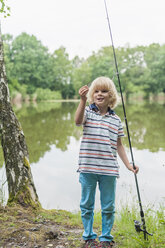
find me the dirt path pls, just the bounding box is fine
[0,205,84,248]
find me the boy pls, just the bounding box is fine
[75,77,139,248]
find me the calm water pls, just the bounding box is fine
[0,101,165,211]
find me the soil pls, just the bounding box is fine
[0,205,85,248]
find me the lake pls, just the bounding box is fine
[0,101,165,211]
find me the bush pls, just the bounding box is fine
[8,79,28,100]
[8,79,62,101]
[35,88,62,101]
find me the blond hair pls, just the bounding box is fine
[87,77,119,109]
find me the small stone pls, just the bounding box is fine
[29,227,40,231]
[45,227,59,240]
[59,231,66,236]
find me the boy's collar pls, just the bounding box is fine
[89,103,115,115]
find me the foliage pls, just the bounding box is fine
[3,33,75,100]
[35,88,62,101]
[8,79,28,100]
[0,0,10,17]
[143,44,165,96]
[113,204,165,248]
[72,58,92,96]
[51,47,72,90]
[2,32,165,101]
[61,83,75,99]
[9,33,53,89]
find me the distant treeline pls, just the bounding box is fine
[3,32,165,101]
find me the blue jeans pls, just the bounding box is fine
[79,173,116,242]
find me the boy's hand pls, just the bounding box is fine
[79,85,89,100]
[128,164,139,174]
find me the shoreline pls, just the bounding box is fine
[11,94,165,106]
[0,203,164,247]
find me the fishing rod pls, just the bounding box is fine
[103,0,153,240]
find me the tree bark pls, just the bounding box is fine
[0,28,40,208]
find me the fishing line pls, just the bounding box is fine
[103,0,152,240]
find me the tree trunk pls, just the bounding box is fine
[0,28,40,208]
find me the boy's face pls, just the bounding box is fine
[93,89,110,109]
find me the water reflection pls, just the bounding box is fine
[13,102,82,163]
[18,101,165,161]
[0,101,165,210]
[120,103,165,152]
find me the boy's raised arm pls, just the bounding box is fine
[74,85,89,125]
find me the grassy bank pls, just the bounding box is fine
[0,203,164,248]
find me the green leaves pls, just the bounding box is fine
[0,0,10,17]
[3,34,75,99]
[3,31,165,100]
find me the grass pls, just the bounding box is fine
[0,200,164,247]
[37,203,165,248]
[113,204,165,247]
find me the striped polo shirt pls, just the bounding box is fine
[77,103,124,177]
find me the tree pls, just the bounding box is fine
[51,46,73,91]
[61,83,75,99]
[118,46,146,100]
[0,29,40,207]
[2,33,14,81]
[143,43,163,97]
[9,32,53,91]
[72,57,92,96]
[149,45,165,94]
[87,47,115,80]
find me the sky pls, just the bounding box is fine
[1,0,165,58]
